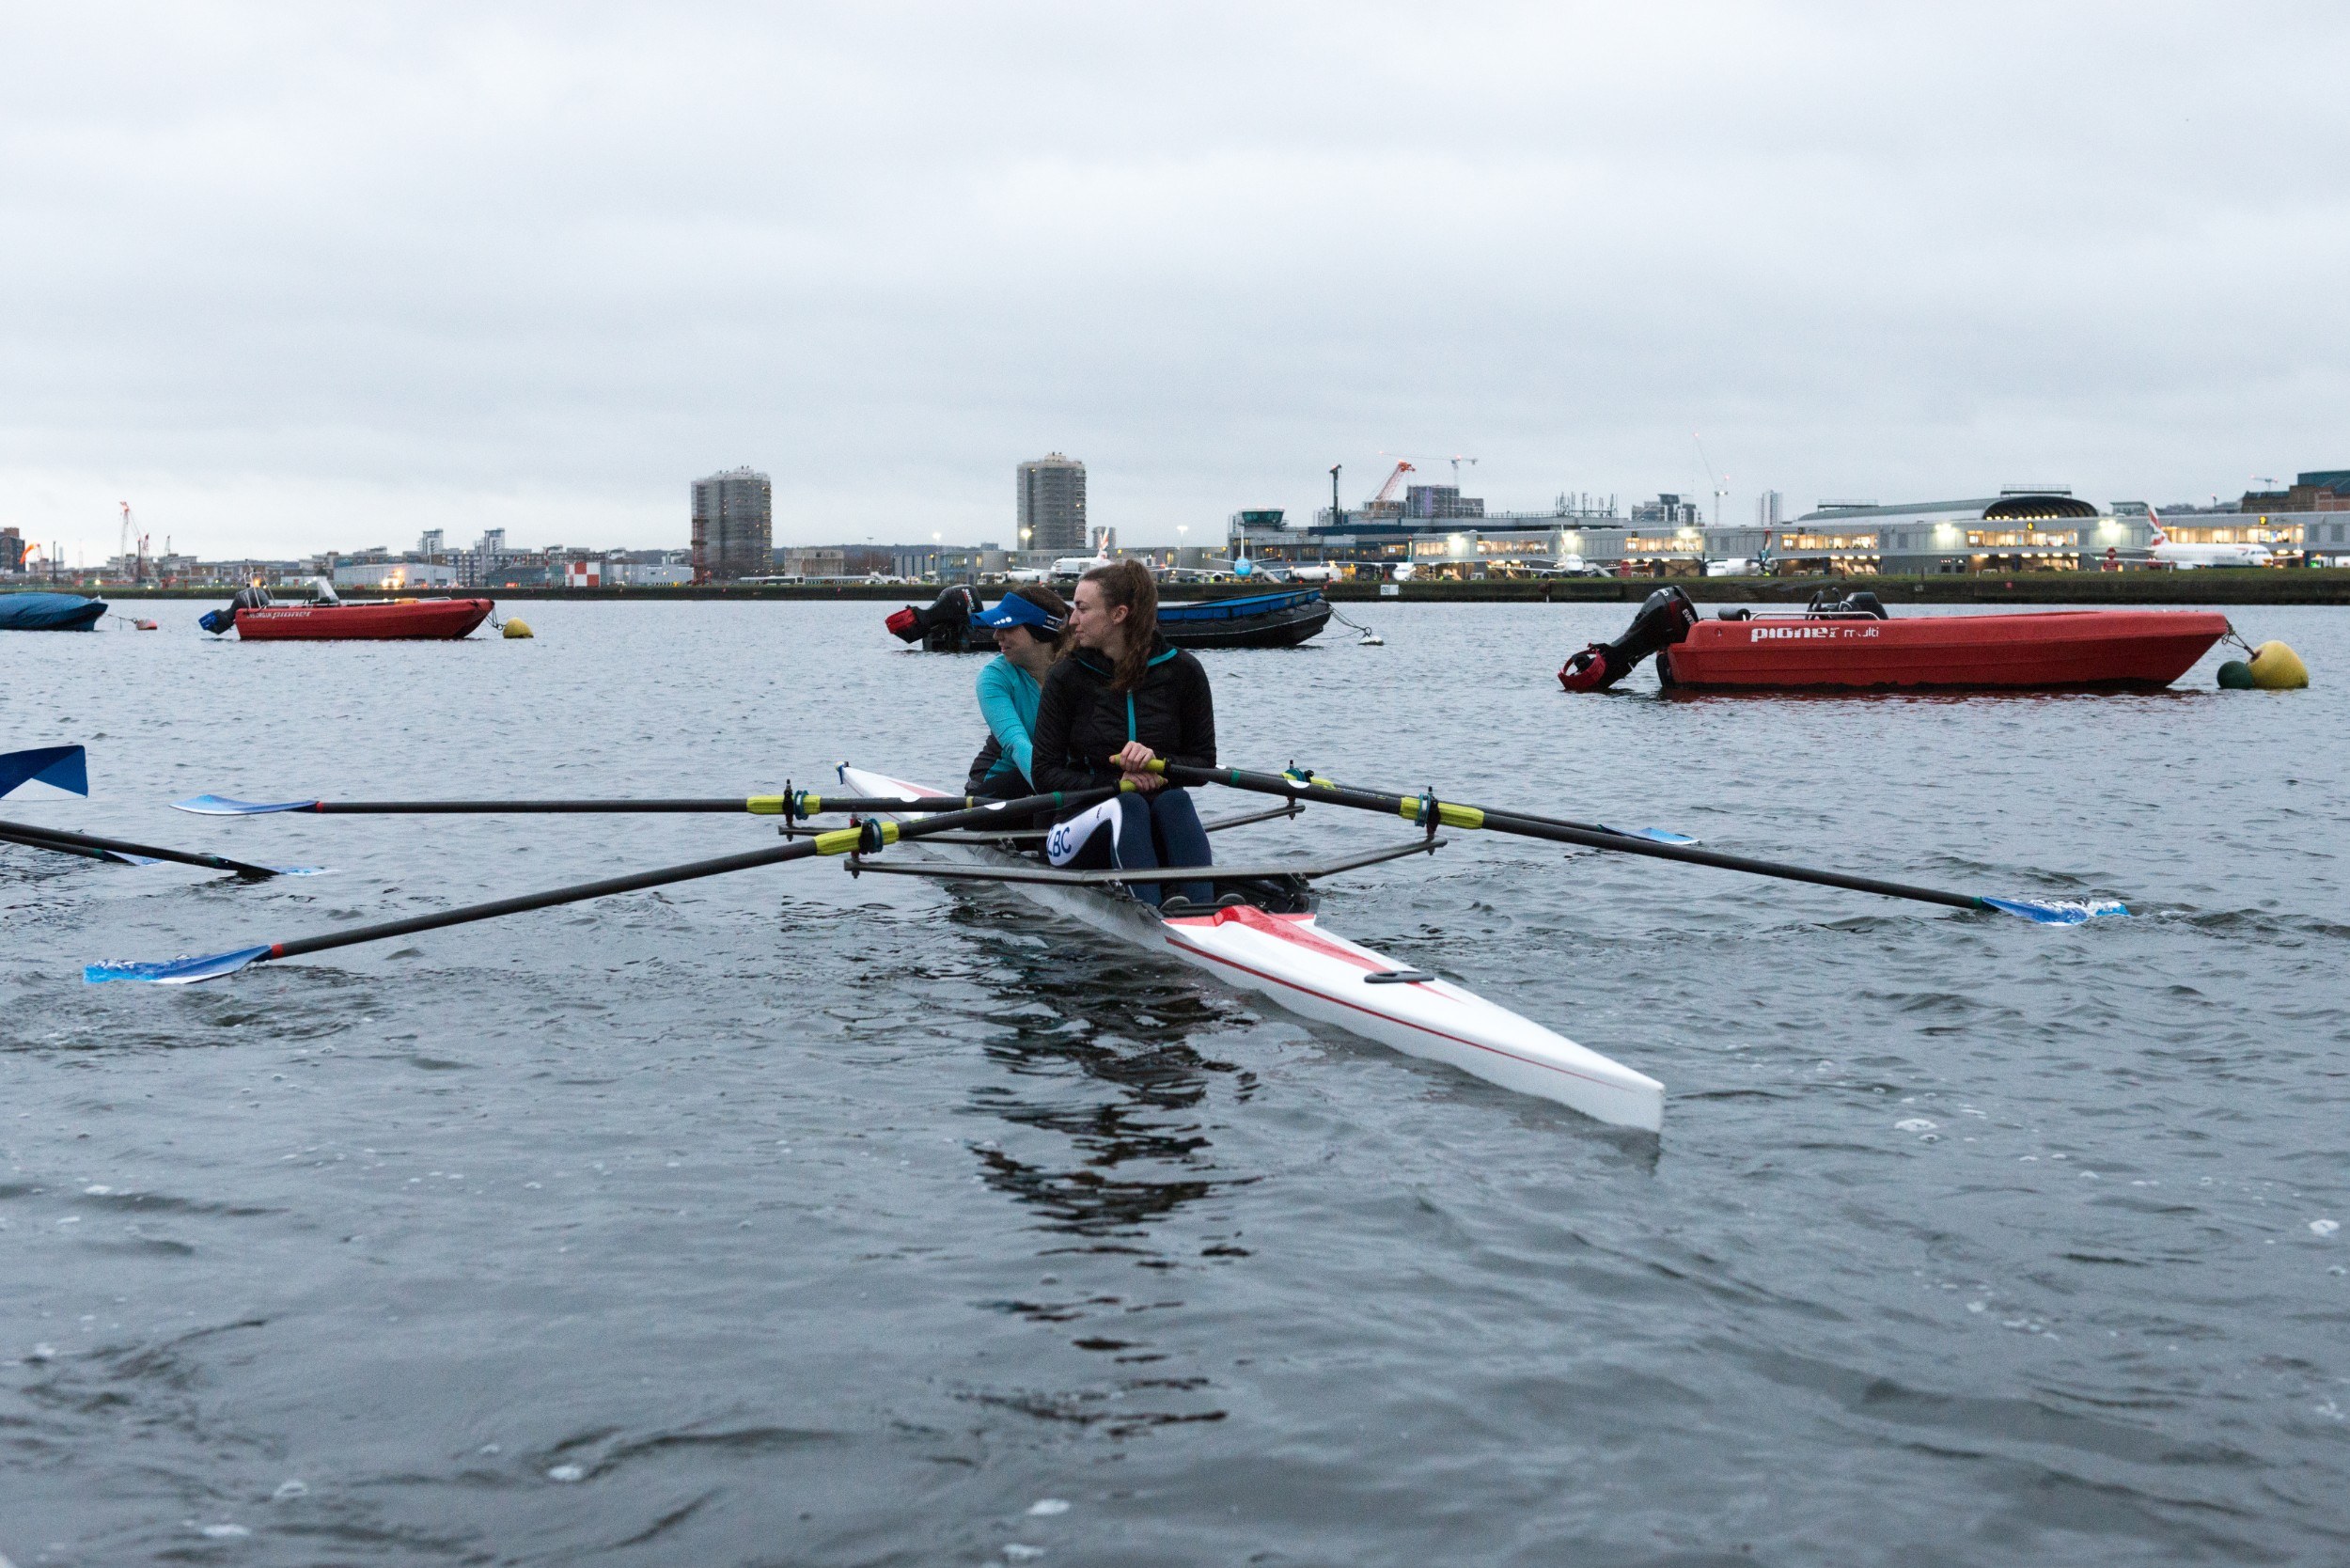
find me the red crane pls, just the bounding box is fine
[1367,461,1416,508]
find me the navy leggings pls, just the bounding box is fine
[1066,789,1214,907]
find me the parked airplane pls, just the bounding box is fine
[1051,547,1114,578]
[2148,509,2273,569]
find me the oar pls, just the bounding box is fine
[87,783,1118,984]
[1144,760,2125,925]
[0,745,88,800]
[171,791,979,817]
[0,818,321,879]
[0,824,143,866]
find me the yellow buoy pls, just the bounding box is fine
[503,618,534,639]
[2248,640,2307,689]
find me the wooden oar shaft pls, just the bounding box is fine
[0,817,285,879]
[1154,762,1983,913]
[265,784,1115,963]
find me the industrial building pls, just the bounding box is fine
[692,466,774,581]
[1227,484,2341,578]
[1017,454,1088,553]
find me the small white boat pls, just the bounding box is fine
[838,765,1664,1132]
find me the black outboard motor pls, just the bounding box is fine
[1559,587,1700,691]
[885,586,988,651]
[1806,588,1888,619]
[200,583,274,636]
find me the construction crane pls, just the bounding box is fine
[1691,433,1728,530]
[1367,460,1416,509]
[1448,454,1480,488]
[118,502,133,581]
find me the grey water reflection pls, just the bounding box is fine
[937,898,1246,1439]
[945,899,1255,1247]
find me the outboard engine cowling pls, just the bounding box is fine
[886,586,987,651]
[1804,588,1888,619]
[1559,587,1700,692]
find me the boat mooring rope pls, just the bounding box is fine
[1328,605,1384,645]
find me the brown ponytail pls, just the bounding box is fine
[1080,559,1160,693]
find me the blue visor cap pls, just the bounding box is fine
[970,597,1064,634]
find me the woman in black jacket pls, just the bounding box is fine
[1027,560,1216,909]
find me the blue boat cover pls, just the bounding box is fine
[1158,589,1320,623]
[0,593,107,632]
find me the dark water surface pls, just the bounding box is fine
[3,600,2345,1565]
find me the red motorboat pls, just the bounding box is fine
[229,598,494,642]
[1560,588,2230,693]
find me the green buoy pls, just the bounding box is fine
[2217,659,2255,689]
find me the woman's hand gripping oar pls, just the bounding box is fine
[1144,760,2126,924]
[88,784,1120,983]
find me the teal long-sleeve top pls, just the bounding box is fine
[976,654,1043,785]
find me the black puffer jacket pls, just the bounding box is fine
[1028,635,1216,795]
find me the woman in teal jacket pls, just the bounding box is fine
[961,584,1071,798]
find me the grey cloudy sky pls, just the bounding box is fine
[5,2,2346,560]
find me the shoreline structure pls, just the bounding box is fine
[55,575,2350,606]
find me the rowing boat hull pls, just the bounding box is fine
[839,765,1664,1131]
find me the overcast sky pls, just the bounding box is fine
[5,3,2346,561]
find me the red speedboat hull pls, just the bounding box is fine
[1658,610,2229,691]
[234,599,494,641]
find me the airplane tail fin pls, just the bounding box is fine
[2146,507,2168,546]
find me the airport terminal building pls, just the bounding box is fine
[1226,484,2344,578]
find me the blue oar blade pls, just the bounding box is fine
[85,945,275,985]
[1603,824,1700,846]
[0,745,88,800]
[259,864,330,877]
[1981,896,2130,925]
[171,794,320,816]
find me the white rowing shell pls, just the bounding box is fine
[840,765,1664,1133]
